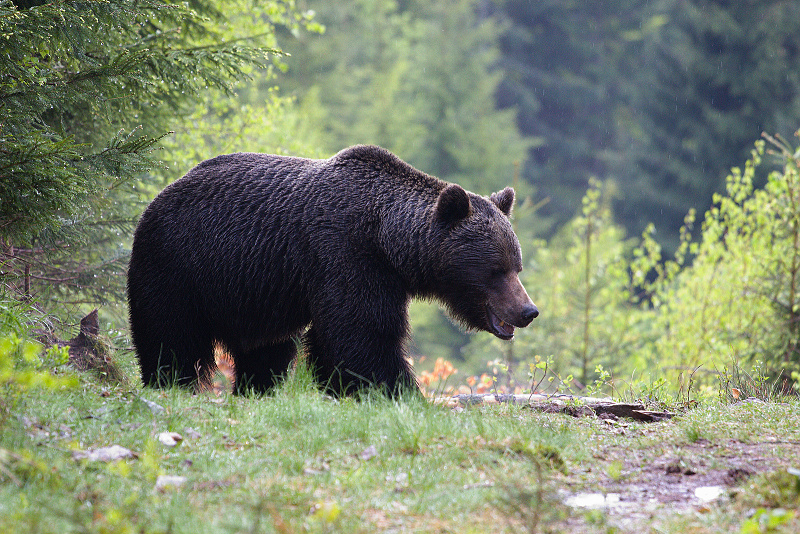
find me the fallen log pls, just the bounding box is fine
[437,393,675,422]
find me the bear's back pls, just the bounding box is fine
[159,146,441,208]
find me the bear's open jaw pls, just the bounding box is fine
[487,306,515,340]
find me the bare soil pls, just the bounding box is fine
[441,392,797,531]
[558,415,800,532]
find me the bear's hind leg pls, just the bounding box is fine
[232,339,297,395]
[130,294,215,388]
[136,335,214,389]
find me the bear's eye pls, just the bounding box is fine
[490,269,505,280]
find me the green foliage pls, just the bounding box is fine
[1,0,262,238]
[160,88,328,194]
[0,296,77,432]
[0,334,75,391]
[651,133,800,388]
[740,507,796,534]
[453,132,800,399]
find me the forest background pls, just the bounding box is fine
[3,0,800,395]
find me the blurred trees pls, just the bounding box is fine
[494,0,800,251]
[277,0,532,197]
[494,0,642,230]
[619,0,800,251]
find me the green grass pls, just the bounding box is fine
[2,357,799,533]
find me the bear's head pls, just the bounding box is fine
[432,184,538,340]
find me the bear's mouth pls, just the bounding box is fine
[487,306,515,340]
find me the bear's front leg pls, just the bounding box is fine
[232,339,298,395]
[303,312,417,397]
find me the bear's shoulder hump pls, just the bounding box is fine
[333,145,401,167]
[331,145,443,189]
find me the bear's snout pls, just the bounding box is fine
[484,272,538,340]
[520,303,539,325]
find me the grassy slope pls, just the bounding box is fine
[1,361,799,533]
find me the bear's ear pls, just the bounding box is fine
[490,187,515,217]
[435,184,471,224]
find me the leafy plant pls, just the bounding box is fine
[497,177,655,392]
[0,297,77,432]
[718,359,785,404]
[652,132,800,390]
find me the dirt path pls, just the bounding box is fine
[444,392,800,532]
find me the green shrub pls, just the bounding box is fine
[650,132,800,391]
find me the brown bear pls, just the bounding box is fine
[127,145,538,395]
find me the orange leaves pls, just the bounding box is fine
[418,357,457,390]
[416,357,512,397]
[467,373,496,394]
[416,356,538,397]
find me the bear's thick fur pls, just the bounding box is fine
[127,145,538,395]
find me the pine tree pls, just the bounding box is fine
[0,0,305,310]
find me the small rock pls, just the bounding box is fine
[564,492,621,509]
[724,467,754,484]
[72,445,137,462]
[154,475,187,492]
[665,460,695,475]
[359,445,378,461]
[694,485,725,502]
[139,397,165,414]
[184,427,202,440]
[157,432,183,447]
